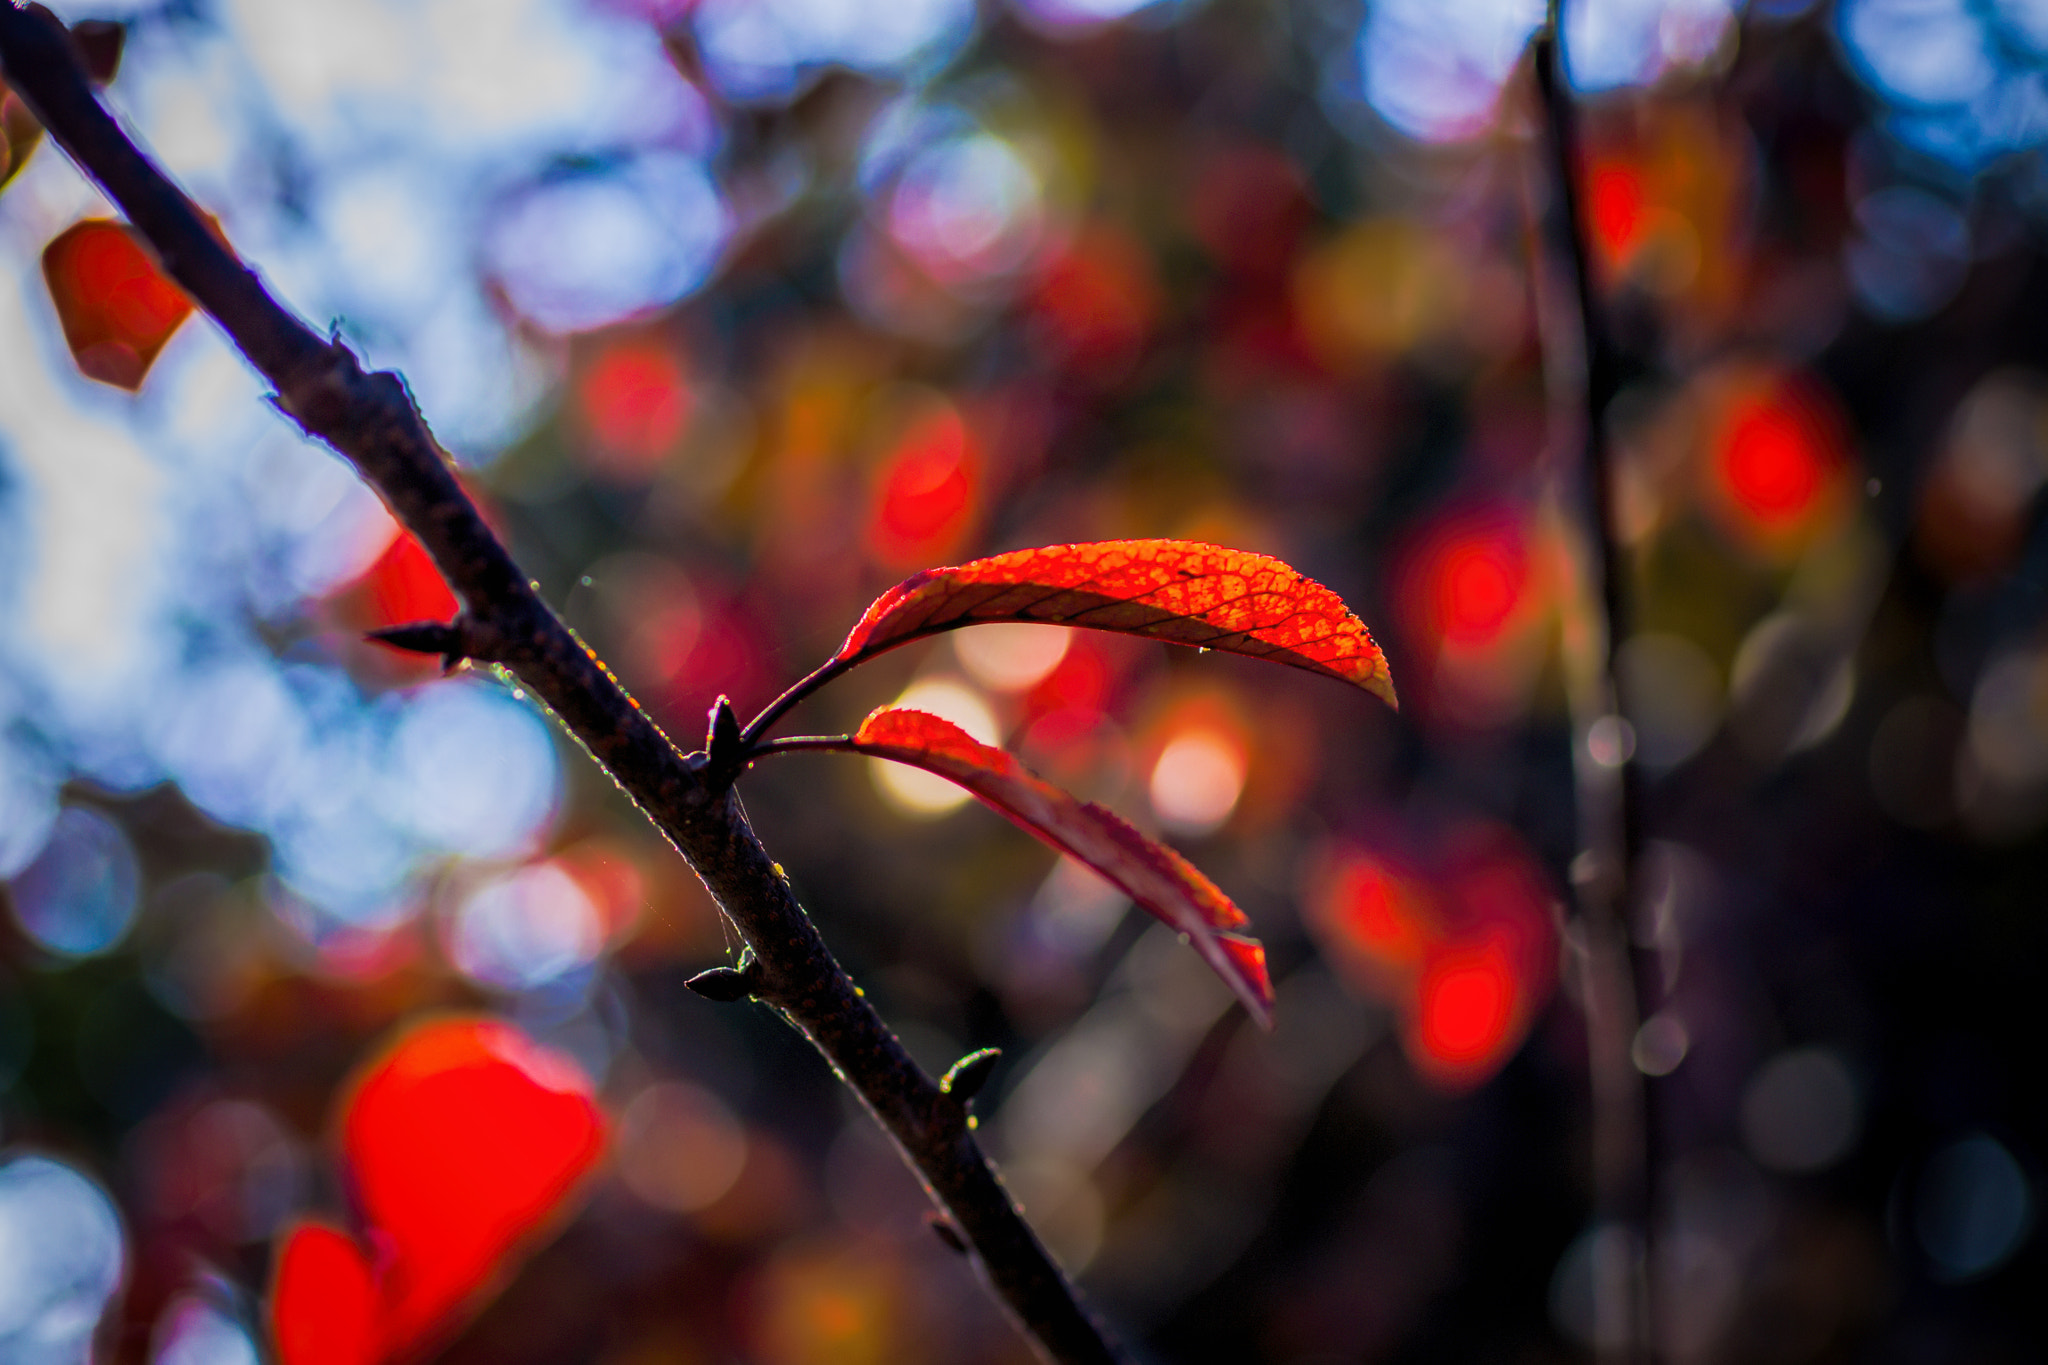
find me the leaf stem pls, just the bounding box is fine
[743,733,858,761]
[738,657,857,750]
[0,9,1125,1362]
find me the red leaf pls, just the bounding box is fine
[271,1221,382,1365]
[849,707,1274,1024]
[41,219,194,389]
[265,1018,606,1365]
[836,540,1395,708]
[363,529,461,633]
[340,1017,607,1358]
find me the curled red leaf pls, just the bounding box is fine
[837,540,1396,708]
[850,706,1274,1025]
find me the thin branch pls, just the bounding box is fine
[0,8,1125,1363]
[1532,14,1657,1365]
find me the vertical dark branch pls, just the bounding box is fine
[1535,35,1638,789]
[1532,10,1657,1363]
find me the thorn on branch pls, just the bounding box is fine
[941,1048,1001,1104]
[685,956,762,1004]
[367,619,470,673]
[928,1212,970,1256]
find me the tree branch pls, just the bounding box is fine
[0,7,1124,1362]
[1532,15,1656,1364]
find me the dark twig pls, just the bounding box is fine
[1533,13,1656,1364]
[0,8,1124,1362]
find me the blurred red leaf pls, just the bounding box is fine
[1311,853,1439,996]
[345,1017,606,1354]
[836,540,1396,708]
[1400,505,1534,650]
[848,706,1273,1024]
[271,1222,381,1365]
[268,1017,607,1365]
[575,336,692,479]
[1309,827,1558,1092]
[41,218,194,389]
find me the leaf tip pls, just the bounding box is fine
[1217,932,1276,1028]
[1365,665,1399,712]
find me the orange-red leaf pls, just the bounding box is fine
[836,540,1396,707]
[41,218,194,389]
[850,706,1274,1024]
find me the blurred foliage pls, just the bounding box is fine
[4,0,2048,1361]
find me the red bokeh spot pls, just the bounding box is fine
[1308,823,1558,1093]
[867,403,978,570]
[270,1018,605,1365]
[1716,384,1834,528]
[1018,636,1120,774]
[649,594,772,729]
[41,219,194,389]
[1413,936,1521,1082]
[577,339,691,478]
[1416,512,1531,648]
[1588,162,1646,262]
[1325,858,1434,977]
[1190,144,1310,281]
[1029,226,1158,373]
[1025,635,1113,722]
[271,1222,381,1365]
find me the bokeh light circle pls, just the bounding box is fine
[389,682,563,859]
[0,1155,126,1364]
[7,806,140,958]
[870,677,999,816]
[1739,1047,1861,1172]
[1915,1133,2034,1282]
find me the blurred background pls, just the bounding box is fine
[2,0,2046,1360]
